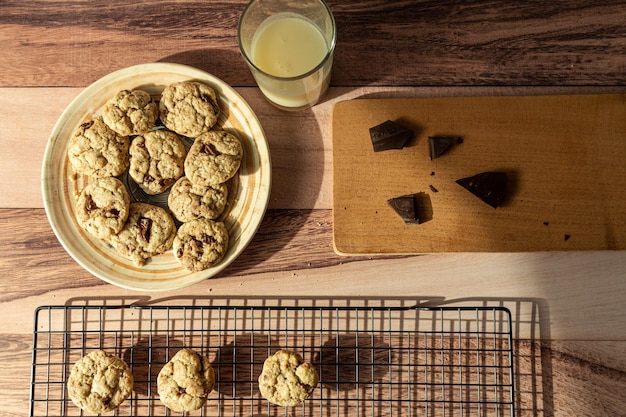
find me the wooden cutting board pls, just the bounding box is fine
[332,94,626,255]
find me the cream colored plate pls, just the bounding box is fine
[42,63,271,291]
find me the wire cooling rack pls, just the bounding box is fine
[30,305,515,417]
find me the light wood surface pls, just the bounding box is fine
[2,1,626,416]
[332,94,626,253]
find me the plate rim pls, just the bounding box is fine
[41,62,271,291]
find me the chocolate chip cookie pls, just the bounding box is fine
[159,81,220,137]
[184,131,243,187]
[129,130,187,195]
[109,202,176,266]
[67,350,134,414]
[258,350,319,407]
[75,176,130,239]
[102,89,158,136]
[157,348,215,412]
[173,218,229,271]
[167,176,229,223]
[67,117,130,178]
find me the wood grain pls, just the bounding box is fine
[2,332,625,416]
[3,85,625,210]
[1,1,625,87]
[2,207,626,342]
[2,0,626,415]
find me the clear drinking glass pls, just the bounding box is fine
[237,0,336,111]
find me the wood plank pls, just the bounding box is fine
[2,1,626,87]
[332,95,626,254]
[0,85,333,210]
[3,332,626,416]
[3,85,625,210]
[2,208,626,341]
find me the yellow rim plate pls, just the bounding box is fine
[42,63,271,291]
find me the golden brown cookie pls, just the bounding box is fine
[109,203,176,266]
[157,348,215,412]
[184,131,243,187]
[167,176,229,223]
[75,177,130,239]
[67,117,130,178]
[128,130,187,195]
[159,81,220,137]
[173,218,229,271]
[67,350,134,414]
[102,89,158,136]
[258,350,319,407]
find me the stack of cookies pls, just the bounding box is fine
[67,80,243,271]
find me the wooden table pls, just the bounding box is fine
[1,1,625,416]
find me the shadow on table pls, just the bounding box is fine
[62,295,553,416]
[428,297,554,417]
[157,48,327,274]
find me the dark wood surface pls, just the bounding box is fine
[3,0,626,87]
[1,1,626,416]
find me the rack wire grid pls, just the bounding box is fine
[30,305,515,417]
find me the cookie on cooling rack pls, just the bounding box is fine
[173,218,229,272]
[159,81,220,137]
[67,349,134,414]
[67,117,130,178]
[157,348,215,412]
[258,349,319,407]
[128,129,187,195]
[184,131,243,187]
[109,202,176,266]
[102,89,159,136]
[167,176,229,223]
[75,176,130,239]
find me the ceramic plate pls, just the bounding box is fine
[42,63,271,291]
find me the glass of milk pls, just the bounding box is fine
[237,0,336,110]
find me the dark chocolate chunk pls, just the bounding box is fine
[85,195,98,212]
[428,136,457,160]
[369,120,413,152]
[387,194,420,224]
[455,171,508,208]
[138,217,152,241]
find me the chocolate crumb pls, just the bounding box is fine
[429,185,439,193]
[564,234,571,241]
[543,222,549,226]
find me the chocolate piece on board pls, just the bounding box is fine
[369,120,413,152]
[455,171,508,208]
[387,194,420,224]
[428,136,457,160]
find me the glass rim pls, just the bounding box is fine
[237,0,337,82]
